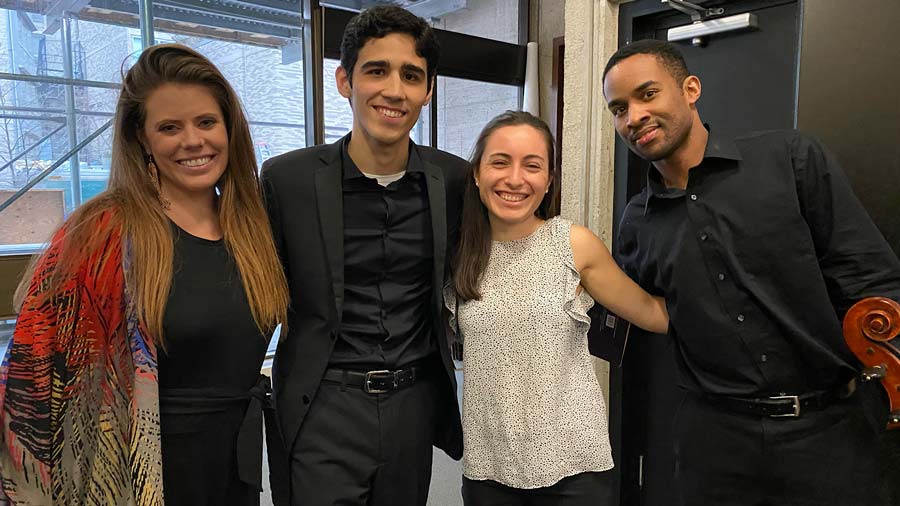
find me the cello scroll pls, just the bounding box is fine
[843,296,900,430]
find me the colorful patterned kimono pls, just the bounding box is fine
[0,214,164,505]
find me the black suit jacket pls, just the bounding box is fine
[260,135,467,460]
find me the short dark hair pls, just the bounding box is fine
[602,39,690,86]
[340,5,440,86]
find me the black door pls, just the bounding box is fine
[610,2,800,505]
[794,0,900,254]
[611,1,900,505]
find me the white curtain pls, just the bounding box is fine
[521,41,539,115]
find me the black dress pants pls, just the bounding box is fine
[673,389,889,506]
[461,471,611,506]
[289,368,439,506]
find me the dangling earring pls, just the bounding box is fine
[147,154,171,210]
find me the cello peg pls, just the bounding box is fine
[860,365,887,381]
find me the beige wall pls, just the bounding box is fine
[528,0,624,397]
[531,0,565,125]
[0,190,65,245]
[0,255,30,318]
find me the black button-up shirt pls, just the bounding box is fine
[330,139,435,368]
[617,128,900,396]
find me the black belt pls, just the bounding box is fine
[322,365,420,394]
[159,374,289,506]
[702,378,857,418]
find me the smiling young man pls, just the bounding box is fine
[260,6,468,506]
[603,40,900,505]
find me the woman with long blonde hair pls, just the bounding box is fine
[0,44,288,506]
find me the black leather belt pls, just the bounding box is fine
[702,378,857,418]
[322,366,420,394]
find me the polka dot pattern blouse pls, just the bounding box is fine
[445,217,614,489]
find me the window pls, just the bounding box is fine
[2,1,527,379]
[0,2,310,257]
[152,29,307,164]
[0,5,137,254]
[430,0,521,43]
[436,77,519,158]
[321,0,521,43]
[0,318,13,356]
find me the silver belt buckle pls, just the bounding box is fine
[769,395,800,417]
[364,370,397,394]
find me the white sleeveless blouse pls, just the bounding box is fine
[445,217,614,489]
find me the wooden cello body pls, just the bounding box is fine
[843,296,900,430]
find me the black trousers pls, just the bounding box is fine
[289,368,439,506]
[461,471,611,506]
[161,401,258,506]
[857,380,900,504]
[673,389,890,506]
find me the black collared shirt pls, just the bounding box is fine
[330,138,435,368]
[616,128,900,396]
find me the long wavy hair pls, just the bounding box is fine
[453,110,560,301]
[15,43,289,345]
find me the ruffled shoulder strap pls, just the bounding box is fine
[443,280,458,332]
[548,217,594,328]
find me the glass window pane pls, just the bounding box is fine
[321,0,520,43]
[153,5,307,163]
[429,0,520,43]
[0,5,137,254]
[1,318,13,358]
[436,76,518,159]
[323,58,354,144]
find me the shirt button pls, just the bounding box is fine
[690,194,698,201]
[717,273,725,281]
[699,233,708,241]
[760,354,768,362]
[737,314,745,322]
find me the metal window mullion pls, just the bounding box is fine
[430,82,437,149]
[0,72,121,90]
[0,121,112,214]
[61,15,81,207]
[0,123,67,176]
[139,0,155,48]
[7,10,24,166]
[302,0,324,146]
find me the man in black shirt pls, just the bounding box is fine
[603,39,900,505]
[261,6,467,506]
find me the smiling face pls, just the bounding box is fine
[603,53,700,163]
[475,124,551,234]
[142,83,229,205]
[336,32,432,151]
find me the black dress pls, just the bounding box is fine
[158,223,269,506]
